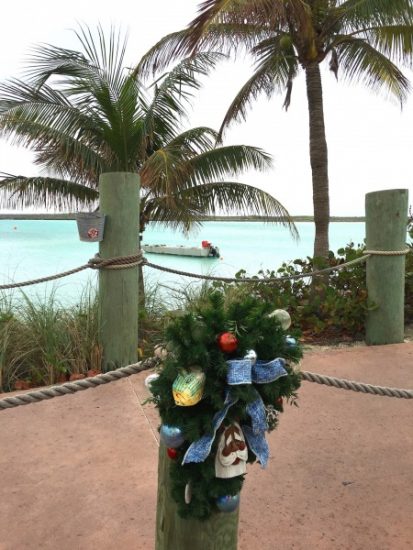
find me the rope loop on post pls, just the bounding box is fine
[363,248,410,256]
[88,252,145,270]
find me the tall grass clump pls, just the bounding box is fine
[0,281,170,393]
[0,287,101,392]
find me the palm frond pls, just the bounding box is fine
[143,52,226,147]
[357,25,413,67]
[140,180,297,237]
[187,145,273,185]
[334,35,411,103]
[136,24,273,80]
[25,45,101,91]
[336,0,413,29]
[0,79,99,144]
[0,80,107,179]
[166,127,219,155]
[217,67,276,138]
[183,0,285,52]
[180,181,294,222]
[26,25,130,97]
[0,173,98,210]
[140,147,192,202]
[140,192,201,232]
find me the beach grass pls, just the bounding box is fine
[0,286,100,391]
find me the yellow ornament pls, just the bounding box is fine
[172,368,206,406]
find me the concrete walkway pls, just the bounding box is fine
[1,343,412,550]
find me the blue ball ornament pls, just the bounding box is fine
[160,424,185,448]
[216,493,240,513]
[285,336,297,348]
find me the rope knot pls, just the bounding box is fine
[88,252,144,270]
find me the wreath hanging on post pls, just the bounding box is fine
[147,291,302,520]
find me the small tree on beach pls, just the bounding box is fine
[0,25,295,252]
[137,0,413,259]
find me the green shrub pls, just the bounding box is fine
[212,243,369,342]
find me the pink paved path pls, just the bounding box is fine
[1,343,412,550]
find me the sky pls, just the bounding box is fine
[0,0,412,216]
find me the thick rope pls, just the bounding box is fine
[88,252,143,270]
[0,264,91,290]
[1,358,412,411]
[145,255,369,283]
[0,253,144,290]
[301,370,413,399]
[0,253,368,289]
[363,249,410,256]
[0,357,158,410]
[1,245,411,291]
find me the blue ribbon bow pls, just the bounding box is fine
[182,357,287,467]
[182,392,238,464]
[227,357,287,385]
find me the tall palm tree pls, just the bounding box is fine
[137,0,413,259]
[0,25,295,242]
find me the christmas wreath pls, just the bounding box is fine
[147,290,302,520]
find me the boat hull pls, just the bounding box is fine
[142,244,219,258]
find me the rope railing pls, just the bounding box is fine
[2,246,412,290]
[0,253,143,290]
[0,251,374,290]
[145,255,370,283]
[0,358,158,410]
[300,371,413,399]
[1,359,412,411]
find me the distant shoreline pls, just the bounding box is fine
[0,213,366,222]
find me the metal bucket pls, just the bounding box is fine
[75,212,106,242]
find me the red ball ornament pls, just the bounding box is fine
[217,332,238,353]
[275,397,284,411]
[167,447,178,460]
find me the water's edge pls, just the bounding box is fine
[0,213,366,222]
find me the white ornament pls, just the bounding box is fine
[268,309,291,330]
[184,481,192,504]
[244,349,257,365]
[215,422,248,479]
[154,344,168,360]
[144,373,159,389]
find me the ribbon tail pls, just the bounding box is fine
[242,425,269,468]
[182,394,238,465]
[246,391,268,434]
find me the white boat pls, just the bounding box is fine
[142,240,220,258]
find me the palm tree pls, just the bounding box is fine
[0,25,295,242]
[137,0,413,259]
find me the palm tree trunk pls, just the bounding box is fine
[305,63,330,260]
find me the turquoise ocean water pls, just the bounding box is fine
[0,220,366,304]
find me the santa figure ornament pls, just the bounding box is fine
[215,422,248,479]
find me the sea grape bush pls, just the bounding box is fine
[213,243,369,341]
[213,233,413,341]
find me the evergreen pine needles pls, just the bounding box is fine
[149,289,302,520]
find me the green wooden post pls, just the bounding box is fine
[365,189,408,345]
[155,444,239,550]
[99,172,140,369]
